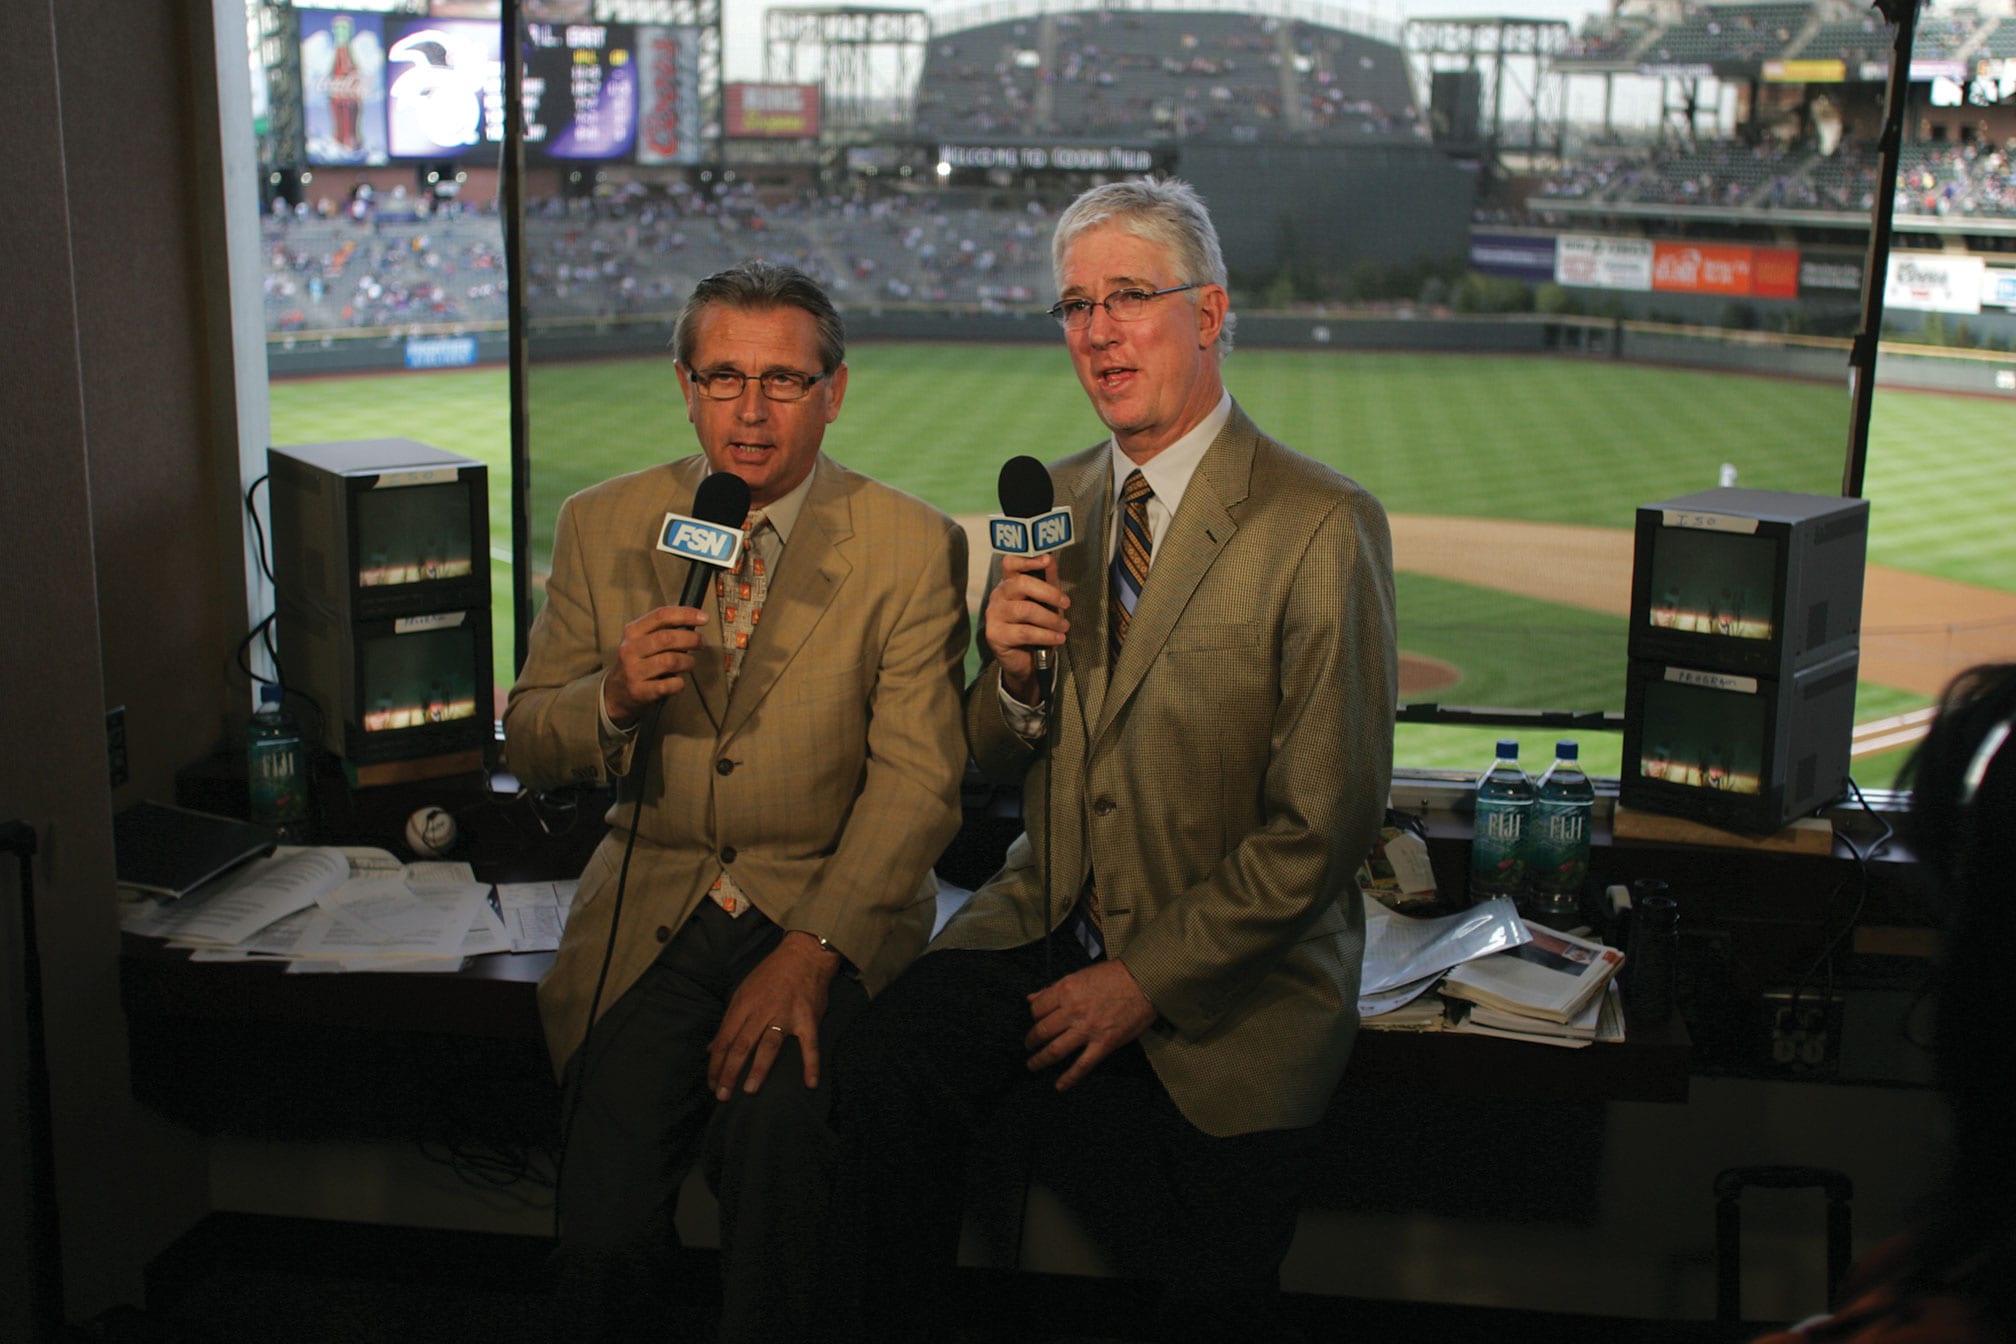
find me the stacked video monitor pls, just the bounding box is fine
[270,439,493,784]
[1620,488,1869,833]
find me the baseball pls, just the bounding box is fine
[404,805,457,858]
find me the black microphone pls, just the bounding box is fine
[672,471,753,607]
[996,455,1058,674]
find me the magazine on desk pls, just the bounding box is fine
[1438,922,1625,1025]
[120,844,505,971]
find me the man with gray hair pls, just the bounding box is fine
[506,260,969,1342]
[828,178,1397,1341]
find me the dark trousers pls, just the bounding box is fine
[827,924,1320,1344]
[551,900,868,1344]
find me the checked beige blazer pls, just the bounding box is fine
[937,403,1397,1138]
[504,453,971,1076]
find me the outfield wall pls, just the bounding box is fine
[265,311,2016,397]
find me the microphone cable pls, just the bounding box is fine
[551,702,657,1238]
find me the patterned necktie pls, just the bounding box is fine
[1109,469,1153,661]
[709,511,769,917]
[719,511,770,689]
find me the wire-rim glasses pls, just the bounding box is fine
[1046,283,1199,330]
[687,367,830,402]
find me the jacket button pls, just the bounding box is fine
[654,925,671,943]
[720,846,737,864]
[716,758,734,775]
[1093,797,1117,816]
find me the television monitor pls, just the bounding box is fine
[1619,650,1859,834]
[1628,488,1868,681]
[523,21,638,160]
[277,600,493,772]
[383,16,503,159]
[270,439,489,624]
[299,9,391,167]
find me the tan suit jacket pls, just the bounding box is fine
[938,404,1396,1138]
[505,453,970,1076]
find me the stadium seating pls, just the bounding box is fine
[912,7,1420,144]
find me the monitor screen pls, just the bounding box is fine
[355,482,477,588]
[1636,677,1767,796]
[360,624,481,734]
[524,22,638,160]
[385,18,503,159]
[1644,524,1778,642]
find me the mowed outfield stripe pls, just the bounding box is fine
[1386,514,2016,697]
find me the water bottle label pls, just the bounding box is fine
[1528,804,1589,894]
[1471,804,1527,894]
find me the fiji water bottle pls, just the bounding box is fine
[247,685,309,842]
[1470,739,1534,903]
[1527,740,1595,928]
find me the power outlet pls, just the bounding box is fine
[1763,989,1843,1078]
[106,705,129,789]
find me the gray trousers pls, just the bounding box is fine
[551,899,868,1344]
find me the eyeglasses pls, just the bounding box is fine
[687,367,830,402]
[1046,284,1199,330]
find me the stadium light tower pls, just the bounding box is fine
[1404,16,1570,176]
[763,6,929,140]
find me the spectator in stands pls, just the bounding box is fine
[1750,663,2016,1343]
[826,175,1396,1344]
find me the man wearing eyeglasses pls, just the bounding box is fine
[505,260,969,1343]
[828,179,1397,1342]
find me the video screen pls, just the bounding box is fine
[1637,679,1767,796]
[300,9,390,166]
[356,483,476,587]
[361,626,480,732]
[1644,525,1778,641]
[524,22,637,160]
[384,17,504,158]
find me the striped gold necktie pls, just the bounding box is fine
[1109,469,1153,661]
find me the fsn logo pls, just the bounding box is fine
[990,519,1031,554]
[670,523,734,558]
[658,513,743,567]
[1033,511,1072,550]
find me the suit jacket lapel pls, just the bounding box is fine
[1093,408,1255,744]
[648,458,726,732]
[719,457,851,743]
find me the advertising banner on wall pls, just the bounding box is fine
[1469,232,1557,283]
[1982,268,2016,311]
[1885,253,1986,314]
[635,26,703,165]
[937,142,1157,173]
[301,9,390,167]
[1650,243,1801,299]
[1557,235,1652,291]
[725,84,821,139]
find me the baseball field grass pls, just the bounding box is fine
[269,342,2014,788]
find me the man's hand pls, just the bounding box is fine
[707,931,843,1100]
[604,604,710,728]
[983,554,1068,705]
[1024,959,1156,1092]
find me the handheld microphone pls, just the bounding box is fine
[658,471,753,607]
[992,456,1074,674]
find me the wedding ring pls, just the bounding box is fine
[765,1024,786,1035]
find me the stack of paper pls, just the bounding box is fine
[120,845,508,973]
[1358,894,1529,1023]
[1439,923,1628,1048]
